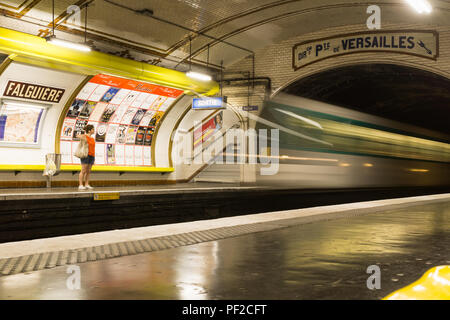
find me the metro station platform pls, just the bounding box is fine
[0,182,260,201]
[0,193,448,300]
[1,183,449,244]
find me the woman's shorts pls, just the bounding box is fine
[81,155,95,165]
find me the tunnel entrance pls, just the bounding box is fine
[282,64,450,136]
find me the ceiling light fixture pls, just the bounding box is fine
[186,71,212,82]
[46,0,91,52]
[46,36,91,52]
[405,0,432,14]
[185,36,211,82]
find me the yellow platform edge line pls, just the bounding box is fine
[384,266,450,300]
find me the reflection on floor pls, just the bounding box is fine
[0,201,448,300]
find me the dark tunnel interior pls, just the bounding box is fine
[282,64,450,137]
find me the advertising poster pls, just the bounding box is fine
[61,118,76,141]
[141,94,159,109]
[67,99,85,118]
[144,127,154,146]
[135,127,146,145]
[149,111,164,127]
[115,144,125,165]
[124,145,134,165]
[72,141,80,161]
[87,121,98,134]
[100,87,120,103]
[60,141,72,164]
[134,146,144,166]
[100,104,118,123]
[150,96,167,110]
[143,146,152,166]
[109,89,130,105]
[121,108,137,124]
[95,143,105,165]
[106,144,115,164]
[159,97,175,112]
[125,126,138,144]
[59,73,183,167]
[131,109,146,126]
[109,104,128,124]
[89,84,110,102]
[78,101,96,119]
[88,102,107,122]
[72,119,88,141]
[121,92,138,107]
[140,110,156,127]
[130,92,148,108]
[105,124,119,144]
[95,123,108,142]
[193,111,223,149]
[76,82,98,100]
[116,125,127,144]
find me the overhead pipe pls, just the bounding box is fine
[0,27,219,96]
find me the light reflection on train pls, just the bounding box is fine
[254,94,450,188]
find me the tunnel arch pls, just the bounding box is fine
[274,62,450,136]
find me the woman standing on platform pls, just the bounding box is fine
[79,125,96,191]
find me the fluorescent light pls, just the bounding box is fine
[405,0,432,14]
[46,37,91,52]
[186,71,212,82]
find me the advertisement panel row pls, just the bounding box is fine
[60,74,184,167]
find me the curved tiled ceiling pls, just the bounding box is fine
[0,0,450,71]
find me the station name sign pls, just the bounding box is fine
[192,97,225,110]
[293,30,439,70]
[3,81,65,103]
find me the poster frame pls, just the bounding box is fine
[0,98,50,149]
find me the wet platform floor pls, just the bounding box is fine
[0,201,448,300]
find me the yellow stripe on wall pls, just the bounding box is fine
[61,166,174,173]
[0,165,174,173]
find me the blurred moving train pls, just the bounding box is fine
[255,94,450,188]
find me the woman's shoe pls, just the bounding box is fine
[86,185,94,190]
[78,185,86,191]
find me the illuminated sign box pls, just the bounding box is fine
[243,105,258,112]
[192,97,226,110]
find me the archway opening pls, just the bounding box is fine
[282,64,450,136]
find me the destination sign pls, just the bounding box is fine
[293,30,438,70]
